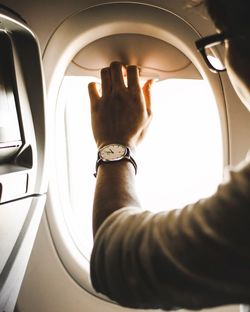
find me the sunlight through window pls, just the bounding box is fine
[56,76,223,259]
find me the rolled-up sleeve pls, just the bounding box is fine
[90,161,250,310]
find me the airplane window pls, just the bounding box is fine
[56,76,223,260]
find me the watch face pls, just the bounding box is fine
[100,144,127,161]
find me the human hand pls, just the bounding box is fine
[88,62,153,151]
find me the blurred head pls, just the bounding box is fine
[190,0,250,109]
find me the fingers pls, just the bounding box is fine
[97,62,153,117]
[110,62,126,89]
[127,65,140,91]
[101,67,111,97]
[102,62,141,92]
[88,82,100,110]
[143,79,154,115]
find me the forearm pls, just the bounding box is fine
[93,160,141,236]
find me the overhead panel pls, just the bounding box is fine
[66,34,201,80]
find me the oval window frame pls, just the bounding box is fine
[44,2,229,300]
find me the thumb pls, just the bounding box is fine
[88,82,100,110]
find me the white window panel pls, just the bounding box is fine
[56,76,223,260]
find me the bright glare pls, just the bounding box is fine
[56,76,223,259]
[207,55,224,70]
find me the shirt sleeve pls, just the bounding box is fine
[90,160,250,310]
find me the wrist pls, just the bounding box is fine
[96,158,135,176]
[94,144,137,177]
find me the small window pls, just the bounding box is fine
[56,76,223,260]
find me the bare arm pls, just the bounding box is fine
[92,161,140,235]
[88,62,152,236]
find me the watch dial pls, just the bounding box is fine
[100,144,127,161]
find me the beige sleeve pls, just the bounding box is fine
[90,161,250,310]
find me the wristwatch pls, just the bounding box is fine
[94,144,137,177]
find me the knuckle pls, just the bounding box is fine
[112,86,124,96]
